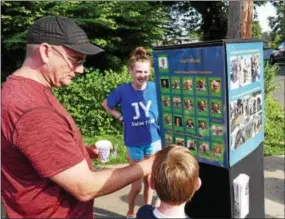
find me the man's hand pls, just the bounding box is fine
[86,145,99,160]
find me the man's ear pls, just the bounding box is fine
[195,177,202,191]
[39,43,52,64]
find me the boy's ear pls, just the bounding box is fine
[195,177,202,191]
[150,175,155,190]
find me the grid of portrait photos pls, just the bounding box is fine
[229,53,261,90]
[229,90,263,151]
[158,55,225,165]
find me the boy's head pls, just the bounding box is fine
[151,145,201,205]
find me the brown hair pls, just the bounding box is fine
[127,47,152,69]
[152,145,199,205]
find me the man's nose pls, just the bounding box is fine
[74,64,84,74]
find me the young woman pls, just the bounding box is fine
[102,47,161,218]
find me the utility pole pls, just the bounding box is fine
[227,0,254,39]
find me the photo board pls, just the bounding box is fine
[153,40,264,168]
[226,41,264,166]
[153,44,229,168]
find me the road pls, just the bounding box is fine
[272,65,285,109]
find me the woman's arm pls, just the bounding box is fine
[102,99,123,122]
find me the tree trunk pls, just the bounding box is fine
[240,0,254,39]
[227,0,253,39]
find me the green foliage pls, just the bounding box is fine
[53,67,132,137]
[264,63,280,97]
[168,2,228,41]
[252,21,262,39]
[1,1,169,80]
[263,64,284,156]
[53,66,154,137]
[270,34,282,49]
[1,1,73,80]
[269,3,285,41]
[264,96,285,156]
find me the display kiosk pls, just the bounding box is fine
[153,39,265,218]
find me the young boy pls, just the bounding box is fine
[137,145,201,219]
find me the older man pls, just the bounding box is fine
[1,16,154,218]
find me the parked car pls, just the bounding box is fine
[270,41,285,65]
[263,47,274,60]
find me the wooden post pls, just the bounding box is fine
[241,0,254,38]
[227,0,253,39]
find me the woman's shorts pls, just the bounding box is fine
[127,140,162,161]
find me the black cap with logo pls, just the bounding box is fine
[27,16,104,55]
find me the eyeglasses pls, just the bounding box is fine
[51,46,86,70]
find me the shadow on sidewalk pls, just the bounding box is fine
[264,177,285,205]
[264,156,284,172]
[93,206,124,218]
[120,194,144,207]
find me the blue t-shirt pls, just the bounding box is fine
[137,205,190,219]
[107,82,160,146]
[137,205,157,219]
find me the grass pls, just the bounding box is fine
[83,134,128,166]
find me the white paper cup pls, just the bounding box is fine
[95,140,113,163]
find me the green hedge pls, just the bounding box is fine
[53,67,132,136]
[264,64,280,97]
[263,63,284,155]
[264,95,285,156]
[53,67,154,137]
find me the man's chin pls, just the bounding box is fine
[58,79,73,87]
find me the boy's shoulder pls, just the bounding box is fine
[137,205,156,219]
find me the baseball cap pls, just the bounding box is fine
[27,16,104,55]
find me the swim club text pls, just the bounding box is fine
[131,100,156,127]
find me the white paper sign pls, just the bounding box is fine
[233,173,250,218]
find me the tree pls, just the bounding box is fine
[227,0,265,39]
[252,21,262,39]
[1,1,169,80]
[171,1,228,40]
[163,1,265,41]
[269,2,285,41]
[1,1,73,81]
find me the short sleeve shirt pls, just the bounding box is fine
[107,82,160,146]
[1,75,94,218]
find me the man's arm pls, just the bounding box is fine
[102,99,123,122]
[14,108,151,201]
[50,157,154,201]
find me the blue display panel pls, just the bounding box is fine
[226,42,264,166]
[153,46,229,168]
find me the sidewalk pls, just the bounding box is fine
[94,155,284,218]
